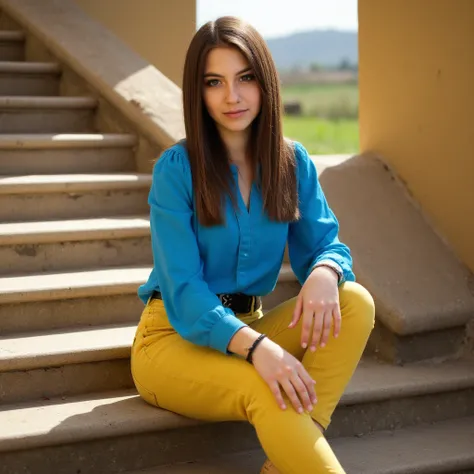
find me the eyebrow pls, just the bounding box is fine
[203,67,252,78]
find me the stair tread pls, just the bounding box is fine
[0,133,137,148]
[343,356,474,403]
[0,389,195,453]
[0,61,60,73]
[1,316,473,396]
[129,416,474,474]
[0,96,96,108]
[0,265,151,303]
[334,416,474,474]
[0,31,24,41]
[0,347,473,452]
[0,323,136,372]
[0,172,152,194]
[0,263,295,304]
[0,215,149,244]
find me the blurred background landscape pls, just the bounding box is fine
[198,0,359,155]
[267,30,358,154]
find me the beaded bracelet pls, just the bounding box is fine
[246,333,267,364]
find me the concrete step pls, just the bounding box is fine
[0,31,24,61]
[0,61,60,96]
[326,356,474,439]
[0,265,151,305]
[0,358,473,473]
[0,323,135,403]
[0,216,151,274]
[0,263,298,335]
[0,173,151,221]
[131,417,474,474]
[0,265,148,339]
[0,96,96,133]
[0,133,137,174]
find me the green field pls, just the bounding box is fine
[283,116,359,155]
[281,82,359,155]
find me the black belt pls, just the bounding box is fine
[151,290,261,314]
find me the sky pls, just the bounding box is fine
[197,0,358,39]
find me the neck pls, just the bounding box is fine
[217,126,251,166]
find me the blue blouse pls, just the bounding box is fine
[138,140,355,354]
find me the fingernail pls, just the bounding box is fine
[321,343,326,348]
[302,343,307,349]
[281,404,287,410]
[307,405,313,412]
[312,398,318,404]
[298,407,303,414]
[310,346,316,352]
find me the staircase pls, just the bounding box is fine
[0,8,474,474]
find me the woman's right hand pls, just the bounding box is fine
[251,338,317,414]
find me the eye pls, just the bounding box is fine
[205,78,220,87]
[240,74,255,82]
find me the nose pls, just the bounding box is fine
[225,83,240,104]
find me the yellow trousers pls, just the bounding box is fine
[131,282,375,473]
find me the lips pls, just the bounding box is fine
[224,109,248,118]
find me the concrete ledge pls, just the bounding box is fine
[314,153,474,336]
[0,0,185,150]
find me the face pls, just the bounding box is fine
[202,46,262,137]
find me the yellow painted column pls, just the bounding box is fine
[74,0,196,86]
[359,0,474,272]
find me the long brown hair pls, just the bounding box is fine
[182,16,299,226]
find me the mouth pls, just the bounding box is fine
[224,109,248,118]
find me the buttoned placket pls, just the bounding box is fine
[231,166,254,290]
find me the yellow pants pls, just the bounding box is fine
[131,282,375,473]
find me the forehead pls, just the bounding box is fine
[205,46,250,74]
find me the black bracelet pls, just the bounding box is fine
[246,333,267,364]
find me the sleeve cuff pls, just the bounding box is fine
[309,259,344,284]
[209,313,248,354]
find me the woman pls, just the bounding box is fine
[131,16,375,474]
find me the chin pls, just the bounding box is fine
[219,120,254,134]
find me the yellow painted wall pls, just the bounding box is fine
[359,0,474,272]
[74,0,196,85]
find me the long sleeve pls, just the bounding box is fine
[288,141,356,285]
[148,147,246,354]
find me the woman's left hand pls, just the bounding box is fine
[289,266,341,351]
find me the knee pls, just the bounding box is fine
[339,281,375,333]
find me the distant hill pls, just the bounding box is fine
[265,29,358,71]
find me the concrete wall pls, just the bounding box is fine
[359,0,474,272]
[74,0,196,86]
